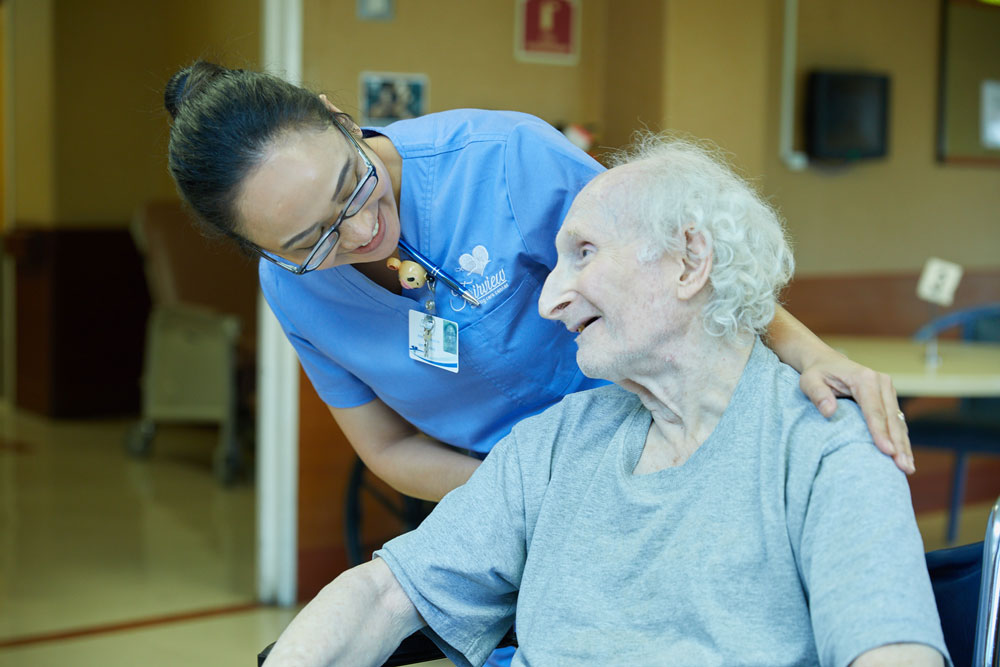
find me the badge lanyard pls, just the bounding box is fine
[388,238,471,373]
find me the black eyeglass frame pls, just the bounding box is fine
[252,118,378,275]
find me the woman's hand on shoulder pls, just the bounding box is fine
[798,351,915,474]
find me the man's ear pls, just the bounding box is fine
[676,227,712,301]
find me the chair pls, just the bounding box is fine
[126,200,259,484]
[980,495,1000,667]
[909,302,1000,544]
[928,541,985,666]
[926,493,1000,667]
[344,456,435,566]
[257,626,515,666]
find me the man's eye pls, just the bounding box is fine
[578,244,594,259]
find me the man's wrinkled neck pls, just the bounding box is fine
[620,327,754,474]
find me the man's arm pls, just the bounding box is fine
[264,559,424,667]
[793,429,950,667]
[852,642,945,666]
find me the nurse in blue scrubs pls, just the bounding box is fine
[165,61,914,663]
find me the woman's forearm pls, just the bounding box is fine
[374,434,482,501]
[330,400,482,502]
[765,304,835,372]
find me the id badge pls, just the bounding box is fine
[408,310,459,373]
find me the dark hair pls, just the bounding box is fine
[164,61,348,252]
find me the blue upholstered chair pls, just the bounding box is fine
[909,303,1000,544]
[925,494,1000,667]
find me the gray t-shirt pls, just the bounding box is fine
[376,340,949,667]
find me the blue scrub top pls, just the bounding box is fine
[259,109,606,454]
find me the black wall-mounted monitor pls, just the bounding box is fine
[806,70,889,161]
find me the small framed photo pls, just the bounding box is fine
[982,80,1000,150]
[515,0,580,66]
[359,72,428,127]
[357,0,394,21]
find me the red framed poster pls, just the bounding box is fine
[514,0,580,65]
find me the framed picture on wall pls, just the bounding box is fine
[515,0,580,66]
[360,72,428,127]
[982,80,1000,149]
[357,0,394,21]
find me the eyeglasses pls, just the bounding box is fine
[254,119,378,274]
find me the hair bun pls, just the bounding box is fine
[164,61,227,120]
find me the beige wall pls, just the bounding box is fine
[940,1,1000,160]
[9,0,258,229]
[303,0,998,276]
[302,0,606,133]
[663,0,772,178]
[7,0,997,272]
[762,0,1000,275]
[637,0,999,276]
[0,2,6,234]
[11,0,56,226]
[601,0,663,151]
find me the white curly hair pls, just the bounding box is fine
[605,133,795,343]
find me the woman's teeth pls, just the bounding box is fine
[369,219,380,243]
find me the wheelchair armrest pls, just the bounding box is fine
[258,626,517,666]
[256,632,441,667]
[257,642,273,667]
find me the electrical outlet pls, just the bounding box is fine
[916,257,964,307]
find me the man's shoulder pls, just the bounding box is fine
[779,378,872,457]
[753,346,874,461]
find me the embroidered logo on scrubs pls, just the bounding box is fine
[451,244,509,311]
[458,245,490,275]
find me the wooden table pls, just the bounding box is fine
[822,335,1000,397]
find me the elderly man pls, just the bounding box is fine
[265,136,949,667]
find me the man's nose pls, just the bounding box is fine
[538,263,571,321]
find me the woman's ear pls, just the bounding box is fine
[319,94,361,135]
[676,227,713,301]
[318,93,341,114]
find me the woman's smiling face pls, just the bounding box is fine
[236,120,400,271]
